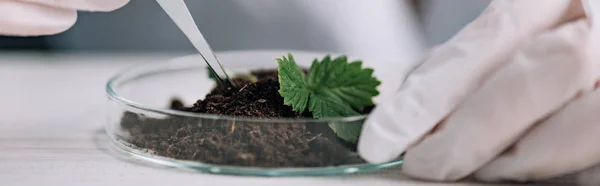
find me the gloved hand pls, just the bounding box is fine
[0,0,129,36]
[358,0,600,185]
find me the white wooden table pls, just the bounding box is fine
[0,52,572,186]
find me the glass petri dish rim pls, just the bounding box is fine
[106,57,369,124]
[104,51,403,176]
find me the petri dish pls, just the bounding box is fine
[105,50,402,176]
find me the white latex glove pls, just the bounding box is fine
[358,0,600,185]
[0,0,129,36]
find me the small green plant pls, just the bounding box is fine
[204,54,381,143]
[277,53,381,143]
[206,66,258,83]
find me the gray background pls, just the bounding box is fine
[0,0,492,53]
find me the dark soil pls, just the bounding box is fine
[119,69,368,167]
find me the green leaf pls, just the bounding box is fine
[207,66,219,82]
[328,120,364,143]
[308,92,358,118]
[277,53,381,143]
[277,54,310,113]
[309,56,381,110]
[206,66,257,83]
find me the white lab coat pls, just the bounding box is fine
[49,0,423,60]
[47,0,495,53]
[45,0,491,95]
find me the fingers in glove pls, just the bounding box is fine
[577,164,600,186]
[358,0,586,164]
[12,0,129,11]
[474,56,600,182]
[0,1,76,36]
[403,19,595,181]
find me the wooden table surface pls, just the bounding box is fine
[0,52,573,186]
